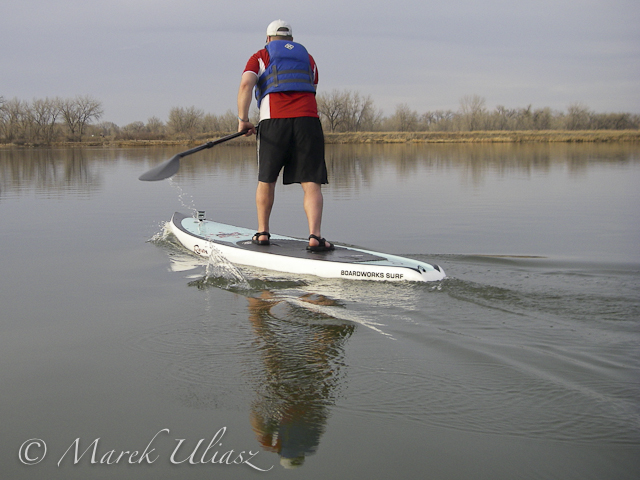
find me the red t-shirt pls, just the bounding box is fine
[243,48,319,120]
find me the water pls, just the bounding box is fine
[1,143,639,479]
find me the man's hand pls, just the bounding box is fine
[238,120,256,136]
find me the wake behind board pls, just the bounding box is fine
[169,212,445,282]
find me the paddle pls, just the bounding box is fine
[138,130,249,181]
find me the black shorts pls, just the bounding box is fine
[257,117,327,185]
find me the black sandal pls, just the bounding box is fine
[252,231,271,245]
[307,234,335,252]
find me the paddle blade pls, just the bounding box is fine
[138,131,249,181]
[138,154,181,181]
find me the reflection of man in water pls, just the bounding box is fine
[251,399,324,469]
[246,291,354,468]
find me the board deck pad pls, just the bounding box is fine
[232,239,387,263]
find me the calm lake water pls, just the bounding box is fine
[1,142,639,479]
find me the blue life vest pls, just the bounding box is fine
[255,40,316,107]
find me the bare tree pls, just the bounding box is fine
[120,121,147,139]
[421,110,458,131]
[60,95,104,141]
[0,98,30,142]
[167,106,204,138]
[343,92,379,131]
[492,105,517,130]
[0,96,11,142]
[146,116,165,135]
[317,89,346,132]
[514,105,534,130]
[590,112,638,130]
[202,110,237,133]
[317,89,382,132]
[565,103,591,130]
[459,95,488,131]
[95,121,120,138]
[31,97,62,143]
[532,107,554,130]
[390,103,419,132]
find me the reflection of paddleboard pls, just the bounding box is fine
[169,212,445,282]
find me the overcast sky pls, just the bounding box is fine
[2,0,638,125]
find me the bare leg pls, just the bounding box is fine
[301,182,331,248]
[256,181,275,242]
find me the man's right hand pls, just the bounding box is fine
[238,120,256,136]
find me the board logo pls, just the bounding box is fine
[193,244,210,256]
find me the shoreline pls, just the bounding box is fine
[2,130,639,148]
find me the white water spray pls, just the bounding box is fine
[204,243,249,287]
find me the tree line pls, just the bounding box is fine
[322,93,639,133]
[403,95,640,133]
[2,92,638,145]
[0,95,104,144]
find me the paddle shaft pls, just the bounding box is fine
[179,130,248,158]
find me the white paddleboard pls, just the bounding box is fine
[169,212,445,282]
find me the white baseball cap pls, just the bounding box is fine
[266,19,292,37]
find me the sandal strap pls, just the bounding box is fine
[308,234,326,245]
[254,231,271,239]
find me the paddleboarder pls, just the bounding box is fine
[237,20,334,252]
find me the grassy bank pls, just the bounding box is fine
[86,130,640,146]
[323,130,640,144]
[2,130,639,148]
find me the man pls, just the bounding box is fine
[237,19,333,252]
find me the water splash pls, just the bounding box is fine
[168,178,197,216]
[148,221,173,243]
[204,243,250,288]
[148,220,249,288]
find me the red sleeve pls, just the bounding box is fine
[243,49,269,75]
[309,54,318,84]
